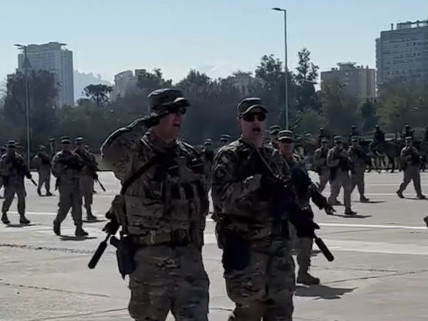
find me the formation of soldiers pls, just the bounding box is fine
[0,136,100,236]
[2,86,427,321]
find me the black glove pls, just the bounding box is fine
[294,218,320,238]
[26,173,32,179]
[102,219,120,235]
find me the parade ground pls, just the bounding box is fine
[1,171,428,321]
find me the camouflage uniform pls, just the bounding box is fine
[52,136,88,236]
[212,137,295,321]
[313,141,330,192]
[348,138,369,202]
[397,138,425,199]
[0,140,31,225]
[101,88,209,321]
[327,136,356,215]
[74,138,98,220]
[33,146,52,196]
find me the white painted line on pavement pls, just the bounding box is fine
[319,223,427,230]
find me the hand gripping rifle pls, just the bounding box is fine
[253,147,335,262]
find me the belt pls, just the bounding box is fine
[132,229,191,246]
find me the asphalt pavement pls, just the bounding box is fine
[0,171,428,321]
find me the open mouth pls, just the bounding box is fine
[173,122,181,128]
[252,127,261,134]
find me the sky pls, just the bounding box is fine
[1,0,427,84]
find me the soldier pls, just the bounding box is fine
[220,134,231,147]
[33,145,53,196]
[327,136,357,215]
[212,97,318,320]
[277,130,334,286]
[0,140,31,225]
[318,127,327,146]
[269,124,280,148]
[101,88,209,321]
[402,124,414,140]
[201,138,214,191]
[373,125,385,143]
[52,136,88,236]
[349,125,359,142]
[84,144,98,194]
[0,147,6,197]
[73,137,98,221]
[348,136,370,202]
[314,138,330,192]
[396,137,425,199]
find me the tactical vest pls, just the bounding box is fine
[124,139,209,236]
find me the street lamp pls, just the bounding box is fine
[14,44,31,166]
[272,7,289,129]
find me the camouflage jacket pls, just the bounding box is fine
[211,138,290,239]
[400,146,420,166]
[327,146,351,170]
[52,150,83,185]
[33,152,52,172]
[101,120,209,237]
[348,145,368,168]
[0,152,30,185]
[314,147,328,169]
[73,148,98,178]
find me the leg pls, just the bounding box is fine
[172,246,209,321]
[296,237,319,285]
[45,171,52,194]
[356,167,367,201]
[412,167,424,197]
[128,246,173,321]
[229,302,264,321]
[16,186,30,224]
[328,177,341,205]
[54,184,73,235]
[341,172,354,214]
[398,168,412,194]
[37,171,43,195]
[81,176,95,219]
[350,172,357,194]
[71,183,86,236]
[1,185,15,223]
[318,169,329,193]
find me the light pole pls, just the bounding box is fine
[14,44,31,166]
[272,7,289,129]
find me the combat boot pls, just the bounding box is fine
[86,209,97,222]
[75,226,88,237]
[297,271,320,285]
[417,194,426,199]
[345,209,357,216]
[1,212,10,224]
[423,216,428,228]
[46,191,53,196]
[396,190,404,199]
[37,189,42,196]
[53,219,61,235]
[360,196,369,203]
[19,216,31,225]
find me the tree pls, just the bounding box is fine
[359,99,379,133]
[295,48,321,112]
[136,68,173,96]
[83,84,113,107]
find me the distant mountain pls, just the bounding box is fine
[74,70,111,101]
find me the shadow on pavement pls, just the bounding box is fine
[359,200,386,204]
[333,214,372,219]
[295,284,356,300]
[60,235,97,241]
[83,219,106,223]
[5,223,38,228]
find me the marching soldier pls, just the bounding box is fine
[219,134,231,147]
[0,140,31,225]
[0,147,6,197]
[327,136,356,215]
[314,138,330,192]
[348,136,370,202]
[349,125,359,143]
[277,130,334,286]
[52,136,88,236]
[269,124,280,148]
[212,97,319,320]
[402,124,414,140]
[201,138,214,190]
[396,137,425,199]
[73,137,98,221]
[33,145,53,196]
[101,88,209,320]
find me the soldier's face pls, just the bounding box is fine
[405,140,412,146]
[238,109,267,139]
[156,108,185,139]
[278,141,293,158]
[63,143,71,151]
[335,142,343,150]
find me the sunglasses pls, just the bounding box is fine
[242,112,267,122]
[168,105,187,115]
[335,141,343,145]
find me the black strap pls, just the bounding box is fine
[120,156,160,195]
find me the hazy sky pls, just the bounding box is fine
[1,0,427,84]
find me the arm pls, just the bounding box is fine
[211,149,261,216]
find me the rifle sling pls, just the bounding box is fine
[120,156,161,195]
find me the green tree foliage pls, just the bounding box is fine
[83,84,113,107]
[295,48,321,112]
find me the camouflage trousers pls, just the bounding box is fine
[128,244,209,321]
[55,182,83,227]
[351,166,365,198]
[317,167,330,193]
[2,183,26,215]
[398,165,423,196]
[328,170,352,211]
[289,225,313,273]
[38,169,51,193]
[225,239,295,321]
[79,175,94,212]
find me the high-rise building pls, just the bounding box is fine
[321,63,376,100]
[376,20,428,88]
[110,70,138,101]
[17,42,74,107]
